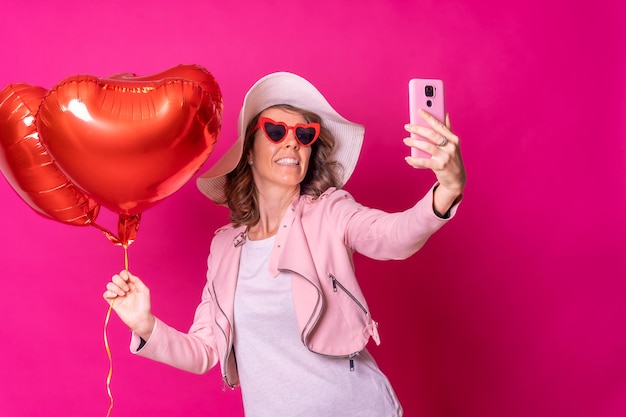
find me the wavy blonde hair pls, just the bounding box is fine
[221,104,342,227]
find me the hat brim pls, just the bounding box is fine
[197,72,364,204]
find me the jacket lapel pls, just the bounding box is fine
[274,200,324,342]
[211,225,245,324]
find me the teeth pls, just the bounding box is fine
[276,158,299,165]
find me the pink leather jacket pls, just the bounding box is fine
[132,185,458,388]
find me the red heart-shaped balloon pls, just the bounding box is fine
[108,64,223,107]
[0,83,100,225]
[36,65,223,216]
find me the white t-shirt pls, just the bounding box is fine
[233,236,403,417]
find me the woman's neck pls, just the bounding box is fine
[247,187,300,241]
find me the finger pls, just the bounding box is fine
[418,108,446,129]
[404,155,443,171]
[404,124,437,146]
[445,113,451,130]
[106,281,127,297]
[117,269,148,292]
[103,293,118,305]
[404,124,449,148]
[119,269,132,282]
[404,137,454,166]
[417,109,458,144]
[103,290,120,301]
[403,137,440,156]
[126,271,148,292]
[112,274,130,292]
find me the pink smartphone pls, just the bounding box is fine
[409,78,446,158]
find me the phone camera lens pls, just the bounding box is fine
[425,85,435,97]
[426,100,433,107]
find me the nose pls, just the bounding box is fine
[283,127,300,148]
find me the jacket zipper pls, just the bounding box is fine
[329,274,368,315]
[328,274,368,372]
[349,352,359,371]
[329,273,370,371]
[211,281,236,389]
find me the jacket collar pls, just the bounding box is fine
[214,191,330,288]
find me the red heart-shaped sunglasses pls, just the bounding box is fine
[253,117,321,146]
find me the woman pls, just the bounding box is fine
[103,72,466,416]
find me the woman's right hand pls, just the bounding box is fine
[103,270,155,341]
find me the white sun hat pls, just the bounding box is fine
[196,71,364,204]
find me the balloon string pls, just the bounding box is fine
[124,245,129,271]
[104,246,129,417]
[104,299,115,417]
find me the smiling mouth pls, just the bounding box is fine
[275,158,299,165]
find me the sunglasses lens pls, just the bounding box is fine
[263,122,287,142]
[296,127,318,145]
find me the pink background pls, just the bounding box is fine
[1,1,625,416]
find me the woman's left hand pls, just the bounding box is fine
[403,109,466,214]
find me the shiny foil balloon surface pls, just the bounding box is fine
[109,64,223,106]
[36,65,223,216]
[0,83,100,225]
